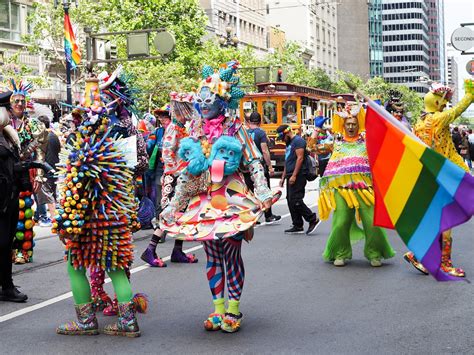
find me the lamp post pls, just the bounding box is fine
[54,0,78,108]
[218,26,239,48]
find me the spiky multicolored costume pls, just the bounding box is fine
[55,78,147,337]
[160,61,278,333]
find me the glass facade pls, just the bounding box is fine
[368,0,383,77]
[0,0,21,42]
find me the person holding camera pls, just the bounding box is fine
[0,104,28,302]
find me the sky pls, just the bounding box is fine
[443,0,474,111]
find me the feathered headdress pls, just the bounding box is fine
[196,60,245,109]
[10,79,33,97]
[332,104,366,134]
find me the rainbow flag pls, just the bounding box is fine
[64,13,81,68]
[365,100,474,281]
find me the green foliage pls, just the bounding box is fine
[0,52,49,90]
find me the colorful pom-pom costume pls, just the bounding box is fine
[319,105,395,266]
[160,61,278,333]
[54,77,147,337]
[7,79,42,264]
[403,80,474,278]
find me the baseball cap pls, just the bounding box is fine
[248,112,261,123]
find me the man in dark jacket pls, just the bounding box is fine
[452,126,462,154]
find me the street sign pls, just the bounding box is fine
[451,27,474,52]
[153,31,175,55]
[466,60,474,75]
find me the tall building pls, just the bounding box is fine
[0,0,70,108]
[427,0,445,83]
[381,0,431,94]
[199,0,267,54]
[337,0,370,79]
[266,0,338,75]
[446,43,459,103]
[368,0,383,77]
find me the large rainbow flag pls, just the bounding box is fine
[64,13,81,69]
[365,100,474,281]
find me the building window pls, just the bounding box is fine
[0,0,21,42]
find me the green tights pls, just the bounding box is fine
[323,191,395,262]
[67,255,132,305]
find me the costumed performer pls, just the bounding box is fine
[54,77,147,337]
[320,105,395,267]
[160,61,278,333]
[403,80,474,277]
[87,66,148,317]
[385,89,411,130]
[141,92,199,267]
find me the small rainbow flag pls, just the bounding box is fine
[64,13,81,69]
[365,100,474,281]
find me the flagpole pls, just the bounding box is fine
[64,2,72,108]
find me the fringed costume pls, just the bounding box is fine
[319,106,395,266]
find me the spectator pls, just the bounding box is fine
[243,112,281,224]
[468,128,474,168]
[0,106,28,302]
[277,124,320,235]
[452,126,462,154]
[34,116,60,226]
[460,130,472,170]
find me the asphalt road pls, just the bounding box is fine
[1,181,474,355]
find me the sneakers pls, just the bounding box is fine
[370,259,382,267]
[39,218,52,227]
[306,217,321,235]
[333,259,345,267]
[0,286,28,302]
[265,215,281,224]
[284,226,304,234]
[140,248,167,268]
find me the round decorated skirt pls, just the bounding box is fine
[165,173,262,241]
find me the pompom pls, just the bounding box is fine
[132,293,149,314]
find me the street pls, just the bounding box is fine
[1,180,473,354]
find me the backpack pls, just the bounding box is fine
[305,152,318,182]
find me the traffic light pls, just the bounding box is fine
[105,41,118,60]
[277,68,283,82]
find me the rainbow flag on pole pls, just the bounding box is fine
[64,13,81,68]
[365,100,474,281]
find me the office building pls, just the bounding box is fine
[199,0,267,54]
[266,0,338,75]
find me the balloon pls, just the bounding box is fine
[24,219,34,229]
[15,232,24,240]
[22,241,32,250]
[18,211,25,220]
[24,197,33,208]
[17,221,25,231]
[19,199,25,209]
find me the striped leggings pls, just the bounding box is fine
[202,238,244,301]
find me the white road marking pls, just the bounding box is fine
[0,202,318,323]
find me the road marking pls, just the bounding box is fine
[0,202,317,323]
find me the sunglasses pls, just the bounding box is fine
[13,99,26,104]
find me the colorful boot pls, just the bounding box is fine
[141,248,167,267]
[103,298,118,316]
[90,269,112,311]
[221,300,242,333]
[56,303,99,336]
[441,231,465,277]
[103,294,148,337]
[204,298,225,331]
[403,252,429,275]
[170,248,198,263]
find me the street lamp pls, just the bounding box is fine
[218,25,239,48]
